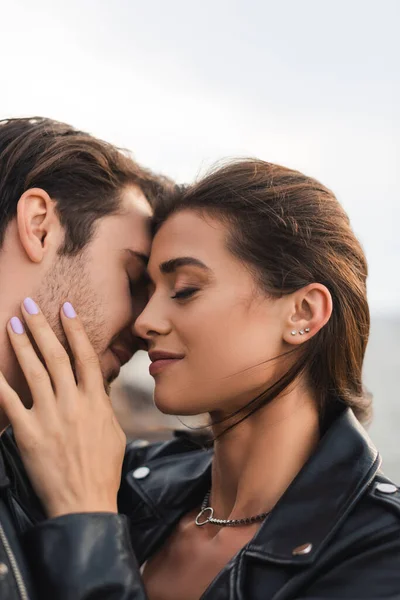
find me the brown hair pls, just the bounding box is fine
[153,159,371,425]
[0,117,171,254]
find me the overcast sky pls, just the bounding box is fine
[1,0,399,314]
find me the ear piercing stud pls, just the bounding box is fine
[291,328,310,336]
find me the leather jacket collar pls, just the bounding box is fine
[0,443,10,490]
[0,427,45,525]
[125,408,381,566]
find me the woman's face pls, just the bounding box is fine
[134,210,291,417]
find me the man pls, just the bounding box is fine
[0,117,167,599]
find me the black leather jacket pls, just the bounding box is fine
[0,408,400,599]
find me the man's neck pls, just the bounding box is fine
[0,329,13,433]
[0,410,10,435]
[0,327,29,434]
[0,223,42,431]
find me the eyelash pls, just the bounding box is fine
[171,287,199,300]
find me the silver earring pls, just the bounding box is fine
[299,330,305,335]
[291,330,297,336]
[305,328,310,333]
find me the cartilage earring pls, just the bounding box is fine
[291,330,297,336]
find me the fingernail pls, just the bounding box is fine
[10,317,24,334]
[23,297,39,315]
[63,302,77,319]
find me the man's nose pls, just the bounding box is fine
[131,287,150,322]
[132,335,148,352]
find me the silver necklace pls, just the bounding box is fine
[195,491,270,527]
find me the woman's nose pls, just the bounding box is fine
[133,298,171,340]
[132,312,151,340]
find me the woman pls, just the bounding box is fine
[0,160,399,599]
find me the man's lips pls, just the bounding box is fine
[110,345,134,368]
[148,350,185,376]
[105,352,121,384]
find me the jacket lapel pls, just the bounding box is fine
[122,445,212,563]
[245,409,380,565]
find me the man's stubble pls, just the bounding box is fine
[35,251,109,388]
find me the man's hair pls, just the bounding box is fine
[0,117,170,254]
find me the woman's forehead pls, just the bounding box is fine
[150,211,226,256]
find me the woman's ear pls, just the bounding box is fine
[16,188,59,263]
[282,283,333,345]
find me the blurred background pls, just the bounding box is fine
[1,0,399,479]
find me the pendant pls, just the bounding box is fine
[195,506,214,526]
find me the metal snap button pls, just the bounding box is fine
[376,483,397,494]
[131,439,150,449]
[132,466,150,480]
[0,562,9,578]
[292,543,313,556]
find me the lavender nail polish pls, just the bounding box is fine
[63,302,77,319]
[10,317,24,334]
[23,297,39,315]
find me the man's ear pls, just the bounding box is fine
[16,188,60,263]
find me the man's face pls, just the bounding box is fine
[36,186,152,386]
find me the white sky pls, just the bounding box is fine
[1,0,399,314]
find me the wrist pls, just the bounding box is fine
[47,502,118,519]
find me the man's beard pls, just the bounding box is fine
[34,252,110,390]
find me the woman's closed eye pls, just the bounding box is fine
[171,287,199,300]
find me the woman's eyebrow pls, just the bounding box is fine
[159,257,211,274]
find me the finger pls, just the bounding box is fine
[60,302,104,392]
[6,317,57,411]
[20,298,76,395]
[0,369,29,429]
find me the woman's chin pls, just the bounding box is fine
[153,391,203,417]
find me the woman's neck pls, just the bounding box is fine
[209,386,320,521]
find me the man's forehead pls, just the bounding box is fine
[121,185,153,218]
[116,188,153,257]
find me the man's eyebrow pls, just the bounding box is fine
[160,257,211,274]
[126,249,149,266]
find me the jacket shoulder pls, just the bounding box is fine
[328,471,400,557]
[365,471,400,518]
[295,474,400,598]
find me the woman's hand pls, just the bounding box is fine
[0,299,126,518]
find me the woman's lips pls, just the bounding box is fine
[149,358,183,376]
